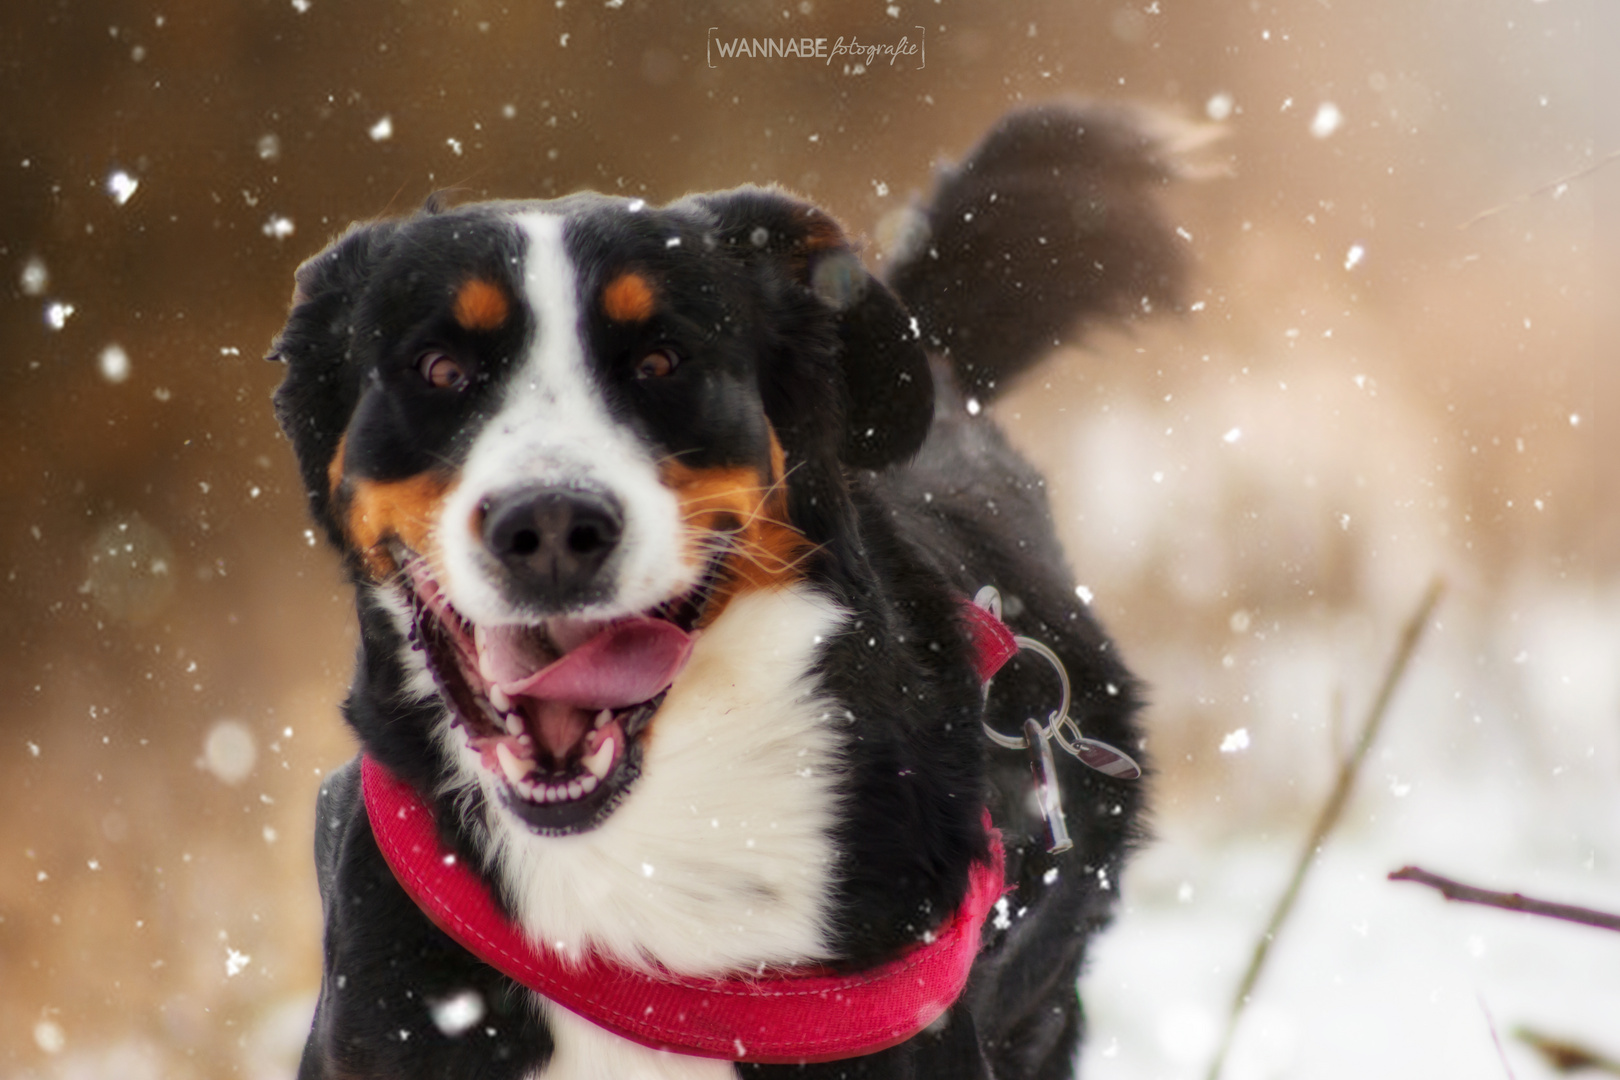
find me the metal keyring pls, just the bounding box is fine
[980,635,1072,751]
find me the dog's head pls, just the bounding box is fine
[269,188,930,837]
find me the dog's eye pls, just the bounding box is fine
[636,347,680,380]
[418,350,468,390]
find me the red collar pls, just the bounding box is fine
[362,598,1018,1064]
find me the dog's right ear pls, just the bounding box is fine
[687,186,934,472]
[267,219,400,535]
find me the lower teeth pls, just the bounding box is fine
[505,768,603,802]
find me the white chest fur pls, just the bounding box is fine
[533,999,738,1080]
[445,584,850,976]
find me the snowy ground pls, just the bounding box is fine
[1078,584,1620,1080]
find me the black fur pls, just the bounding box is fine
[886,103,1186,402]
[274,102,1181,1079]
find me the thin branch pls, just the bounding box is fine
[1459,146,1620,229]
[1204,577,1446,1080]
[1480,996,1520,1080]
[1516,1026,1620,1076]
[1388,865,1620,934]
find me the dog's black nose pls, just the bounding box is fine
[480,486,624,603]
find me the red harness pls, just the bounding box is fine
[362,599,1020,1064]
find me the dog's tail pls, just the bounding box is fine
[884,103,1198,403]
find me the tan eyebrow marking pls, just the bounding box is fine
[602,271,657,323]
[453,278,510,332]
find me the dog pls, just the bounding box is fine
[270,103,1184,1079]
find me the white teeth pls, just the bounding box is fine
[579,774,599,794]
[494,742,529,787]
[594,709,613,730]
[516,774,537,799]
[503,712,524,737]
[489,684,512,712]
[566,780,583,799]
[583,736,616,781]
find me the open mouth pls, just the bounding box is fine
[401,554,720,835]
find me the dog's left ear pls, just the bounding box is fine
[693,187,933,470]
[265,218,402,535]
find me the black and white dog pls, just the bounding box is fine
[271,104,1184,1079]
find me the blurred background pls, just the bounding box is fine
[2,1,1615,1077]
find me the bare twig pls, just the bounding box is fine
[1480,997,1520,1080]
[1460,147,1620,229]
[1204,577,1445,1080]
[1517,1026,1620,1076]
[1388,865,1620,934]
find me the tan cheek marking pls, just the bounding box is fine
[343,474,455,578]
[327,432,349,500]
[661,431,806,625]
[329,432,454,579]
[453,278,510,332]
[602,271,656,323]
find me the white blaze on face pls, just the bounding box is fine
[436,211,691,625]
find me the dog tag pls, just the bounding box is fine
[1024,717,1073,854]
[1071,738,1143,780]
[1051,712,1143,780]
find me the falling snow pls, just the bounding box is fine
[33,1020,65,1054]
[44,301,75,330]
[20,255,49,296]
[106,168,139,205]
[98,343,131,383]
[1219,728,1251,753]
[203,720,256,785]
[430,989,487,1036]
[1310,102,1344,139]
[369,115,394,141]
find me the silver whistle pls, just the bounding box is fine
[1024,717,1073,854]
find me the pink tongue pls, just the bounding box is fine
[500,617,693,711]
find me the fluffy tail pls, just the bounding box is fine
[884,102,1195,402]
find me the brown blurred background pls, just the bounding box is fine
[2,1,1615,1077]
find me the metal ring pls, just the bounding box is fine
[1051,711,1086,758]
[980,635,1073,750]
